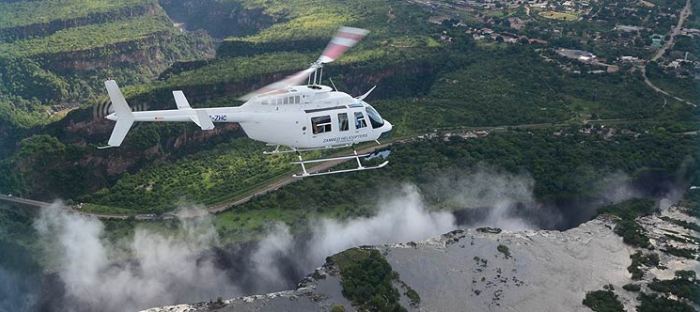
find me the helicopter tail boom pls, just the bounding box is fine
[100,81,221,149]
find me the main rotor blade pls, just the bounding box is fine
[238,26,369,101]
[317,26,369,64]
[239,67,316,101]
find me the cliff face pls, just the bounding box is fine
[159,0,276,39]
[142,206,699,312]
[0,3,160,42]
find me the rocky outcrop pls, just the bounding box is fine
[143,206,699,312]
[38,30,173,72]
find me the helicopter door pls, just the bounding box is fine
[353,111,368,131]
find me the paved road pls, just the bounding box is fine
[652,0,692,62]
[0,194,50,209]
[0,194,130,220]
[641,0,696,107]
[640,66,697,107]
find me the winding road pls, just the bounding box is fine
[641,0,696,107]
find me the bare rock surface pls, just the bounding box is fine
[143,206,700,312]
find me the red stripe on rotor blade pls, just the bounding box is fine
[337,32,365,41]
[322,44,350,61]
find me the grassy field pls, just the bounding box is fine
[538,11,579,21]
[0,0,153,30]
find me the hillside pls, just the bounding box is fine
[0,15,696,212]
[0,0,213,136]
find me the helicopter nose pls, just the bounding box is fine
[106,113,117,121]
[379,121,393,141]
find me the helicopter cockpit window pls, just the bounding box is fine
[354,112,367,129]
[338,113,349,131]
[365,106,384,129]
[311,116,332,134]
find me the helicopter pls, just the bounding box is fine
[101,26,392,178]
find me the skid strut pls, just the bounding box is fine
[291,149,388,178]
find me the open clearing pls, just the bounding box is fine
[539,11,578,21]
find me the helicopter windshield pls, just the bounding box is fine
[365,105,384,129]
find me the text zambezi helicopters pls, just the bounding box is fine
[102,26,392,177]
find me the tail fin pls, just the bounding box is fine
[100,80,135,149]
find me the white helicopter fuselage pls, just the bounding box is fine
[107,84,392,150]
[102,26,392,177]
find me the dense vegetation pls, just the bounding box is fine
[627,251,660,280]
[207,126,696,242]
[0,0,212,136]
[332,248,406,312]
[0,15,174,58]
[85,139,296,212]
[598,199,657,248]
[0,0,152,30]
[582,286,624,312]
[622,283,641,292]
[648,271,699,305]
[2,0,695,208]
[636,293,696,312]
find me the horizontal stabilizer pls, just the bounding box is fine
[103,80,135,148]
[173,91,214,130]
[194,109,215,130]
[108,118,135,147]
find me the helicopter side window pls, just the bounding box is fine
[277,98,283,105]
[338,113,349,131]
[284,97,289,104]
[354,112,367,129]
[295,96,300,104]
[311,116,332,134]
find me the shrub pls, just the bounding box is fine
[637,293,695,312]
[497,244,511,259]
[628,251,659,280]
[335,249,406,312]
[582,289,624,312]
[647,272,699,304]
[622,283,641,292]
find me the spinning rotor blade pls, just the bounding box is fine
[239,26,369,101]
[239,67,316,101]
[317,26,369,64]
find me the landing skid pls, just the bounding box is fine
[292,150,388,178]
[263,144,352,155]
